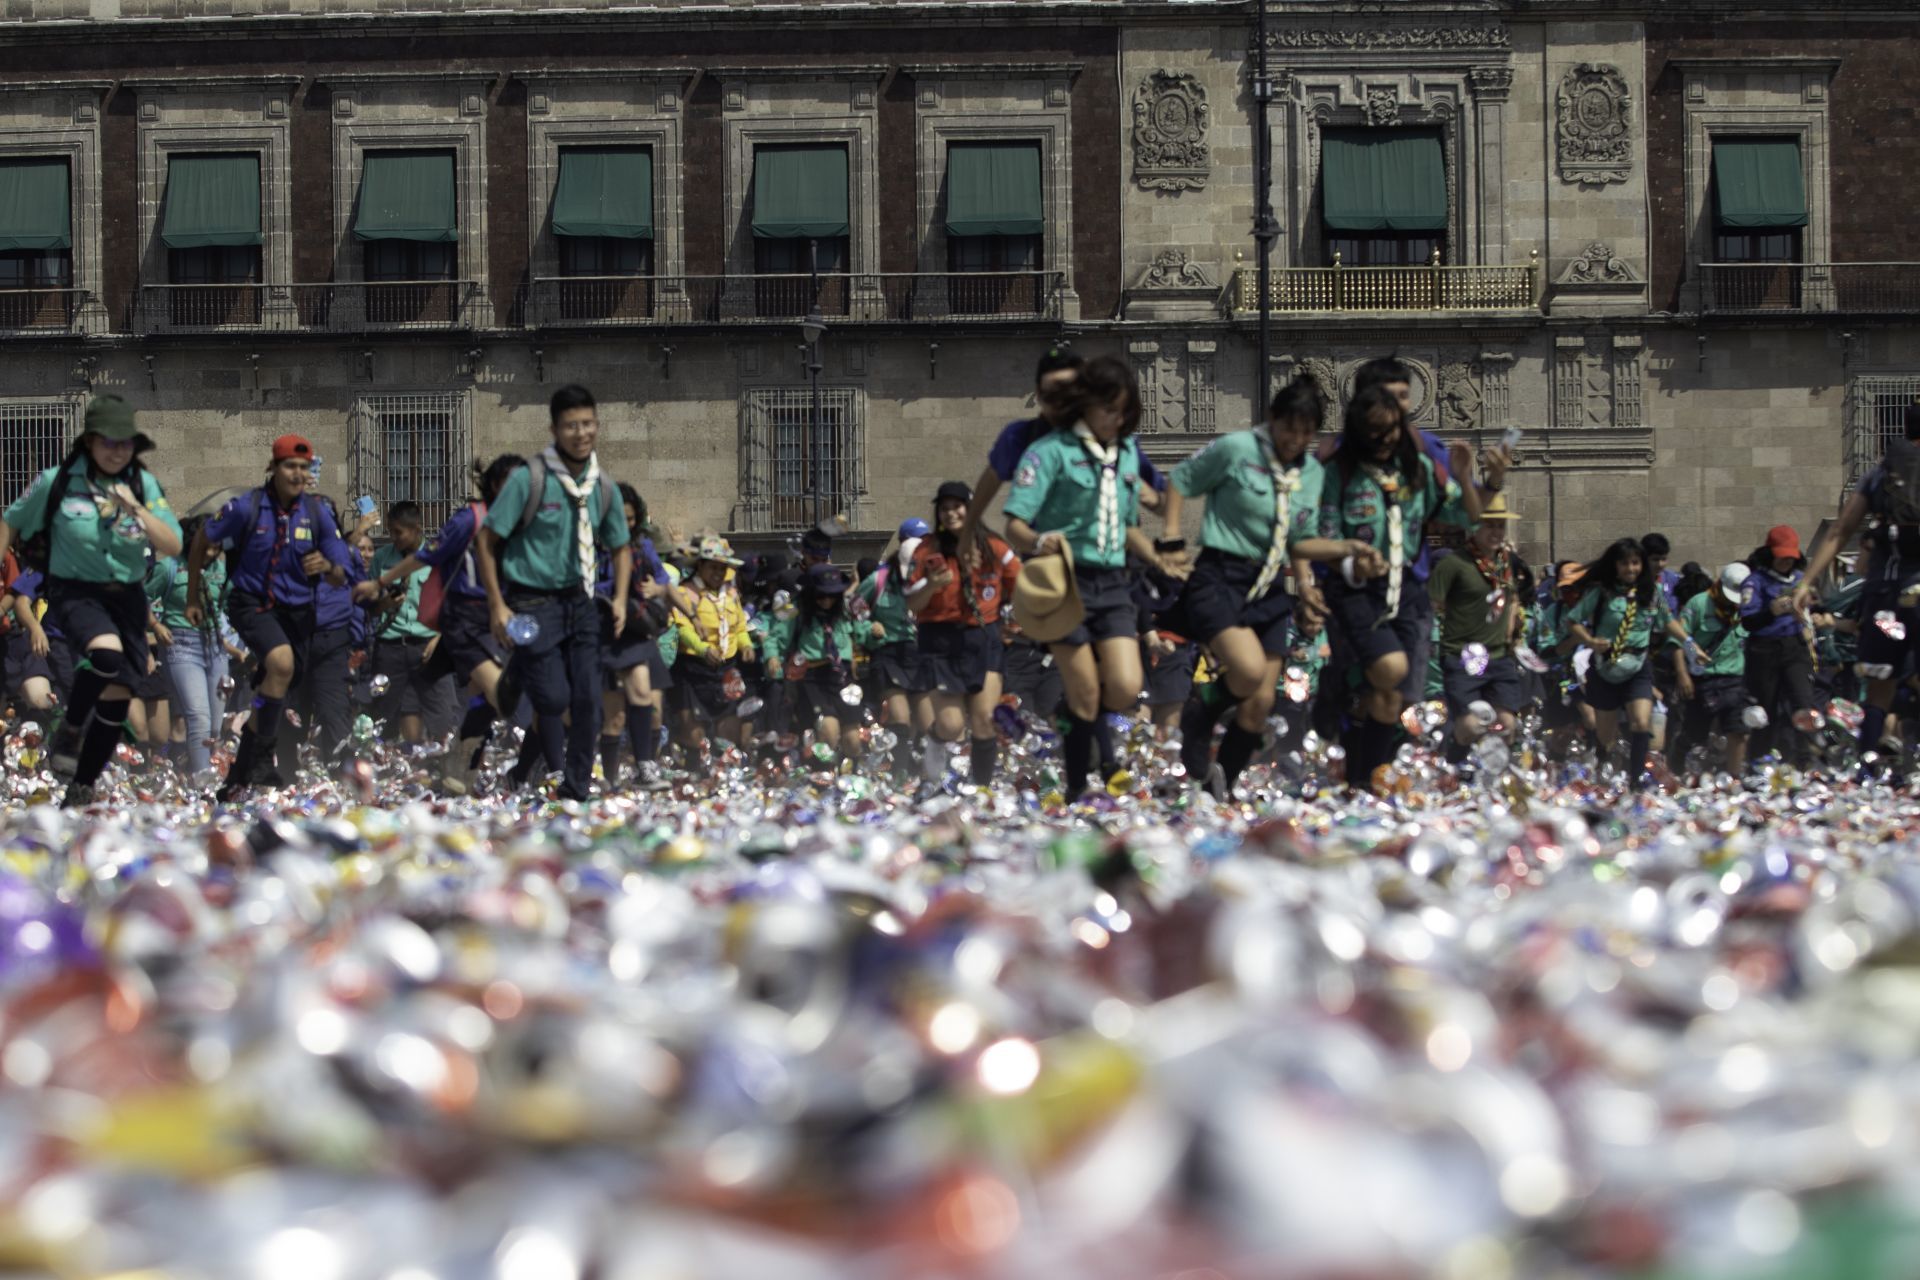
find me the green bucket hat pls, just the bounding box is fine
[80,395,155,454]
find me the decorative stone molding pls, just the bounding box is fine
[1364,87,1400,128]
[1554,332,1648,432]
[1264,26,1511,52]
[1131,71,1209,192]
[1557,242,1641,286]
[1129,336,1218,434]
[1530,427,1656,472]
[1480,352,1514,431]
[1612,335,1644,431]
[1436,357,1482,435]
[1137,249,1214,290]
[1469,67,1514,97]
[1556,64,1632,188]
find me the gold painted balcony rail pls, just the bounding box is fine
[1232,251,1538,314]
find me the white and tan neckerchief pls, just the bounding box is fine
[1250,432,1304,602]
[1360,462,1406,615]
[1072,424,1124,560]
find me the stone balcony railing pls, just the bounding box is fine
[131,281,491,334]
[0,287,92,333]
[521,271,1066,328]
[1232,253,1539,315]
[1700,262,1920,315]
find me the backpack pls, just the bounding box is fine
[1880,438,1920,559]
[417,501,484,632]
[20,457,151,565]
[512,454,617,540]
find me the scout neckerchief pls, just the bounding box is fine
[1469,542,1514,624]
[1609,588,1639,660]
[1359,462,1407,617]
[1249,432,1305,603]
[542,444,601,589]
[690,578,731,656]
[1072,424,1124,560]
[1695,593,1741,666]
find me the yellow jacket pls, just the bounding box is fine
[674,582,752,660]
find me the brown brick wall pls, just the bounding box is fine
[877,70,915,276]
[100,89,136,329]
[682,74,724,279]
[1070,46,1121,320]
[1647,20,1920,311]
[487,77,528,325]
[291,83,332,283]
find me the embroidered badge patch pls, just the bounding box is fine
[1015,463,1039,489]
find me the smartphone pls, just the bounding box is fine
[1500,426,1524,452]
[310,455,324,482]
[355,494,377,517]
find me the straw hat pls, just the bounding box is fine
[1477,492,1518,522]
[1011,541,1084,644]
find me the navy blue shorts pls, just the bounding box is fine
[1178,549,1294,656]
[1440,652,1526,715]
[227,593,315,687]
[1694,672,1758,733]
[792,665,854,723]
[1061,566,1139,647]
[46,578,153,681]
[1585,662,1655,711]
[1142,638,1198,707]
[673,655,736,720]
[1856,583,1920,678]
[1326,576,1426,700]
[429,593,505,685]
[918,623,993,696]
[869,639,931,694]
[7,628,74,698]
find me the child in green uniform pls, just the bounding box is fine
[856,518,932,781]
[1564,536,1700,790]
[1316,385,1473,793]
[154,514,231,777]
[369,501,444,745]
[1670,562,1761,776]
[0,396,184,807]
[1428,494,1526,762]
[1002,357,1177,801]
[1161,373,1379,797]
[762,563,859,758]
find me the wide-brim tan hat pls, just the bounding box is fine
[1011,540,1084,645]
[1477,492,1518,521]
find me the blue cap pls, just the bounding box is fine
[898,517,931,540]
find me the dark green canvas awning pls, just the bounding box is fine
[553,147,653,240]
[1712,139,1807,229]
[751,145,849,240]
[160,153,261,250]
[0,158,71,252]
[945,142,1043,238]
[353,151,457,244]
[1320,130,1447,233]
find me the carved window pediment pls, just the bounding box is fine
[1557,64,1632,187]
[1132,71,1209,192]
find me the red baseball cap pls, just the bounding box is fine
[272,434,314,463]
[1765,524,1801,560]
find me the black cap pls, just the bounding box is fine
[800,527,833,553]
[807,563,850,595]
[934,480,973,506]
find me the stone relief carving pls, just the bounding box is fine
[1437,359,1482,435]
[1364,87,1400,127]
[1557,64,1632,187]
[1556,242,1644,285]
[1135,248,1216,291]
[1132,70,1210,192]
[1131,337,1218,434]
[1266,26,1511,51]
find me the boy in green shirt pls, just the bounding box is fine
[1429,494,1524,763]
[369,501,447,745]
[476,384,630,802]
[1671,562,1761,775]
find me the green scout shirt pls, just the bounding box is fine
[1820,576,1863,669]
[763,614,857,665]
[1428,553,1514,659]
[1001,430,1142,571]
[854,570,915,647]
[1172,430,1326,562]
[4,461,180,586]
[482,460,629,592]
[372,544,436,641]
[1566,585,1673,683]
[1675,592,1745,677]
[153,557,226,631]
[1316,455,1467,552]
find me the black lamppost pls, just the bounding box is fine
[802,237,827,526]
[1251,0,1279,417]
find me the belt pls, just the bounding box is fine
[505,582,587,603]
[382,635,432,646]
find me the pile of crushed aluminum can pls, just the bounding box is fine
[4,707,1920,1280]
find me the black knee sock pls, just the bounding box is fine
[1863,705,1890,756]
[1346,719,1391,793]
[969,736,997,786]
[1444,736,1472,765]
[1063,714,1097,800]
[1093,715,1118,777]
[64,652,122,734]
[627,704,656,765]
[1627,731,1652,789]
[456,696,495,742]
[508,725,544,784]
[600,734,623,780]
[72,698,129,788]
[249,695,284,771]
[1218,720,1263,789]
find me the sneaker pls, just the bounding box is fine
[493,670,523,721]
[637,760,670,791]
[60,782,95,810]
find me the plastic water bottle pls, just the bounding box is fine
[506,614,541,646]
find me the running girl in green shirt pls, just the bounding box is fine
[0,396,183,808]
[1161,373,1382,798]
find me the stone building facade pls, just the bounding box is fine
[0,0,1914,567]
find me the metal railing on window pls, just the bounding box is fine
[1232,254,1538,313]
[1846,375,1920,496]
[0,288,89,333]
[737,386,864,534]
[0,402,76,508]
[349,392,473,536]
[525,271,1065,328]
[1702,263,1920,315]
[133,281,486,333]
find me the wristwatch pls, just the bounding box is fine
[1154,537,1186,553]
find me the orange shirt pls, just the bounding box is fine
[907,534,1020,626]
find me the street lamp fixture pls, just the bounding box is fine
[805,237,828,526]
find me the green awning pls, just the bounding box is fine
[553,147,653,240]
[160,153,261,250]
[353,151,457,244]
[945,141,1043,238]
[0,158,71,252]
[1712,139,1807,229]
[1320,130,1447,233]
[751,144,849,240]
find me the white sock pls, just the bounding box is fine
[922,736,948,782]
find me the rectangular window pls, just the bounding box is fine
[364,240,456,283]
[1320,129,1447,267]
[552,145,653,273]
[0,249,75,330]
[741,386,862,532]
[944,140,1044,313]
[0,402,74,511]
[351,392,471,536]
[751,143,850,317]
[0,156,73,328]
[354,149,458,324]
[558,235,652,278]
[168,245,261,284]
